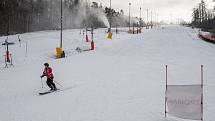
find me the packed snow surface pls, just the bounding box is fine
[0,26,215,121]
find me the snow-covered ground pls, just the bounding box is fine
[0,26,215,121]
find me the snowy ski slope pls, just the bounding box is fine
[0,26,215,121]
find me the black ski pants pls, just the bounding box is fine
[46,78,56,89]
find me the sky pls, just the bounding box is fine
[91,0,215,23]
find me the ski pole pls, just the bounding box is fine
[54,80,63,87]
[41,78,44,88]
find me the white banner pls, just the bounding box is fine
[166,85,202,120]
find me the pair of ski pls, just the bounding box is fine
[39,89,60,95]
[39,86,75,95]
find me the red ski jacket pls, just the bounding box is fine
[42,67,54,79]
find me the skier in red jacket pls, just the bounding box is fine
[40,63,57,91]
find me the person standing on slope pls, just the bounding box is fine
[40,63,57,91]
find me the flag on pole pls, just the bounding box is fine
[166,85,202,120]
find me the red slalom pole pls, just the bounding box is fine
[86,28,89,42]
[91,40,94,50]
[86,33,89,42]
[90,27,94,50]
[6,50,10,63]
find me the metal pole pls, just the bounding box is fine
[54,80,63,87]
[157,13,159,24]
[201,65,203,88]
[6,40,8,53]
[60,0,63,48]
[10,54,13,66]
[41,78,44,88]
[140,7,142,22]
[25,42,28,57]
[18,35,21,47]
[147,9,149,29]
[4,55,8,68]
[91,27,93,41]
[129,3,131,30]
[109,0,112,32]
[165,65,168,118]
[137,22,138,34]
[116,24,118,34]
[139,7,141,32]
[201,65,204,121]
[151,10,153,28]
[5,37,10,63]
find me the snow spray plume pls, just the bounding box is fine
[0,0,112,35]
[89,7,110,28]
[40,0,110,29]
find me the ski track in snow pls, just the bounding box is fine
[0,26,215,121]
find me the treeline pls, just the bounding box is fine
[191,0,215,31]
[0,0,60,35]
[0,0,129,36]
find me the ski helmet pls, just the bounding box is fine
[44,63,49,66]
